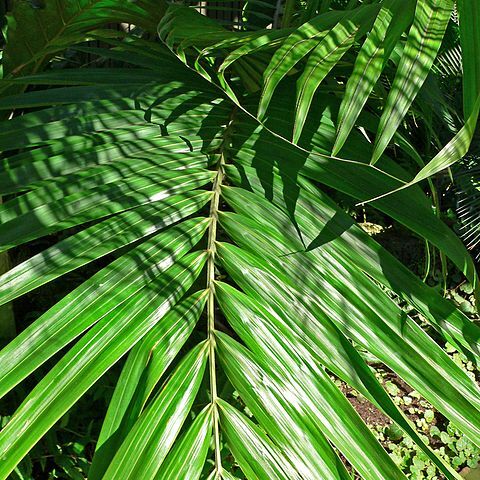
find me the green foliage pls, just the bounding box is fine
[0,1,479,479]
[371,343,480,479]
[2,0,165,78]
[455,158,480,261]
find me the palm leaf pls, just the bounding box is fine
[0,20,477,480]
[89,292,208,479]
[333,0,416,155]
[257,8,359,119]
[455,158,480,259]
[2,0,166,79]
[292,4,378,142]
[101,342,208,480]
[371,0,455,164]
[457,0,480,118]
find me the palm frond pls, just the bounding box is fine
[456,157,480,260]
[1,0,166,83]
[457,0,480,118]
[0,4,479,479]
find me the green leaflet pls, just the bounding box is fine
[457,0,480,118]
[70,40,179,71]
[202,29,286,60]
[333,0,416,154]
[412,93,480,183]
[0,221,208,399]
[158,4,230,52]
[218,399,303,480]
[0,68,162,86]
[219,29,292,73]
[89,291,208,480]
[102,342,208,480]
[293,4,378,143]
[371,0,455,164]
[221,471,242,480]
[258,9,352,119]
[153,405,213,480]
[0,252,207,479]
[216,332,352,480]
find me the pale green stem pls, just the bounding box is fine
[207,153,225,478]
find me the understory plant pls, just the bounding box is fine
[0,0,479,478]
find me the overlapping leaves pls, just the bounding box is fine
[162,1,479,199]
[1,0,166,80]
[0,6,479,480]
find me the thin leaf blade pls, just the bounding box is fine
[371,0,454,164]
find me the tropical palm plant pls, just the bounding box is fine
[0,0,479,479]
